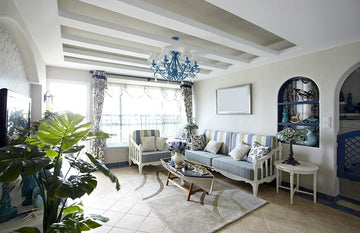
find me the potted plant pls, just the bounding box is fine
[184,122,198,143]
[0,111,120,232]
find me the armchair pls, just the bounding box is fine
[129,129,172,174]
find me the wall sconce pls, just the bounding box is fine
[43,91,54,104]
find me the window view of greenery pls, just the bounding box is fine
[101,83,186,143]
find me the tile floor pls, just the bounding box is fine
[1,165,360,233]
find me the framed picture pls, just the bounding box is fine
[216,84,252,115]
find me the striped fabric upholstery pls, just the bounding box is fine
[231,133,277,151]
[131,130,160,145]
[204,129,232,155]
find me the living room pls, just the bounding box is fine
[1,0,360,232]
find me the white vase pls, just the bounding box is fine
[172,152,185,168]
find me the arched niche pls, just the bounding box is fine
[277,76,320,147]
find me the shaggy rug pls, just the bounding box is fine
[127,170,267,233]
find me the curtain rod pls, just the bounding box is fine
[89,71,181,84]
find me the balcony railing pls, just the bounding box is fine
[100,114,185,142]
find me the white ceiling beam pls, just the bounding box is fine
[62,33,226,71]
[64,56,152,73]
[63,47,149,68]
[58,10,250,65]
[80,0,279,58]
[61,32,153,59]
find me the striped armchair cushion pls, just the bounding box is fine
[203,130,232,155]
[131,130,160,145]
[231,133,277,151]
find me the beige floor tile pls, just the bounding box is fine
[128,201,151,216]
[241,215,268,232]
[242,230,269,233]
[109,199,138,213]
[264,216,297,233]
[115,213,146,230]
[102,210,125,227]
[137,216,166,233]
[108,227,136,233]
[290,219,322,233]
[218,219,243,233]
[88,225,112,233]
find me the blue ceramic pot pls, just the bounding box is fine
[304,129,318,146]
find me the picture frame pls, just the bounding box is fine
[216,84,252,115]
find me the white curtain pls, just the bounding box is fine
[101,83,185,142]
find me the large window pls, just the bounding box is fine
[101,83,186,143]
[48,80,90,120]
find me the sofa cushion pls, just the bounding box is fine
[142,151,172,163]
[185,150,223,166]
[204,130,232,155]
[247,141,271,163]
[212,156,259,180]
[141,136,156,152]
[155,136,168,151]
[132,130,160,145]
[204,140,223,154]
[228,141,251,161]
[231,133,277,151]
[190,134,205,150]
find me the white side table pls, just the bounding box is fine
[275,160,319,204]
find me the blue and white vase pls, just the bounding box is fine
[304,129,318,146]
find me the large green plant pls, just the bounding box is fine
[0,112,120,233]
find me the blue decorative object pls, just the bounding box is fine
[0,183,17,223]
[282,108,289,122]
[345,93,356,113]
[304,129,318,146]
[150,37,200,81]
[339,91,345,102]
[21,175,38,206]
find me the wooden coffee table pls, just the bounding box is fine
[161,158,215,201]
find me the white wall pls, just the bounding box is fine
[194,41,360,197]
[0,0,47,120]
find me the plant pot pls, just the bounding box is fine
[172,152,185,168]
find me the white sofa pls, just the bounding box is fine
[185,129,283,196]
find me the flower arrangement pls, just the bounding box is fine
[169,141,187,154]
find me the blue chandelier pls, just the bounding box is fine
[150,50,200,81]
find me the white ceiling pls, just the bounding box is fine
[13,0,360,81]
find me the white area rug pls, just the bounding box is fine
[127,170,267,233]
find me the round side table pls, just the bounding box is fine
[274,160,319,204]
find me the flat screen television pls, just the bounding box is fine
[0,88,31,147]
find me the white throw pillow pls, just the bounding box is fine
[204,140,223,154]
[229,141,251,160]
[247,141,271,163]
[141,136,156,152]
[155,136,168,151]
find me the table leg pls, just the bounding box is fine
[296,173,299,192]
[187,183,193,201]
[166,172,171,186]
[290,171,294,204]
[276,168,279,193]
[313,172,317,203]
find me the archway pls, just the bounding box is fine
[335,62,360,203]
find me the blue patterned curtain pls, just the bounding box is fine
[91,70,107,162]
[180,81,194,142]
